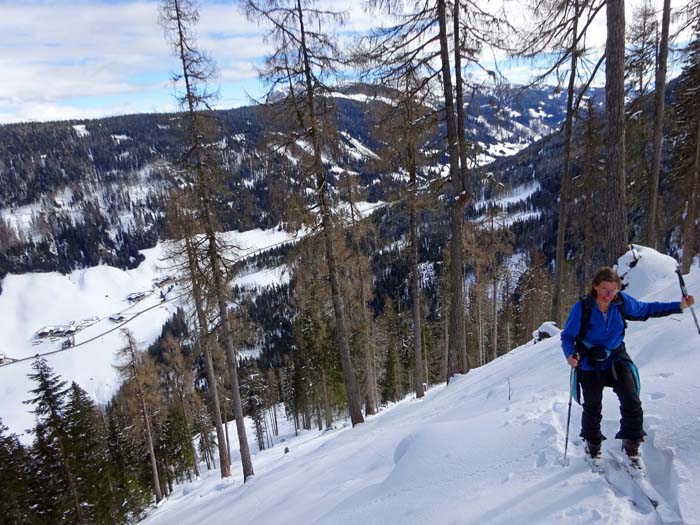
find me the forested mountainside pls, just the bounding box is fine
[1,70,696,361]
[0,82,583,279]
[1,75,694,359]
[489,75,700,283]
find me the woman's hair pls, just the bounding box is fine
[590,267,622,298]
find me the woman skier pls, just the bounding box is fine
[560,267,695,467]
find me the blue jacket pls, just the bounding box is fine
[561,292,681,371]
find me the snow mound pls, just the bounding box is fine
[617,244,680,301]
[532,321,560,343]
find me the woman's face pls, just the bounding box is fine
[594,280,620,305]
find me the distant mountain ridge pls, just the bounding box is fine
[0,83,577,281]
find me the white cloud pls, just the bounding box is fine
[0,0,693,124]
[0,1,270,123]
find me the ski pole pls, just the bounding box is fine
[563,370,573,463]
[675,267,700,335]
[563,361,577,464]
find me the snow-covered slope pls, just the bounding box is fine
[142,246,700,525]
[0,227,300,442]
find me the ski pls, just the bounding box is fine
[605,450,683,524]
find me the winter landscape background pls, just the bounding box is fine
[1,0,700,523]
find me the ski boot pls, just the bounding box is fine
[585,440,601,459]
[585,440,603,472]
[622,438,645,475]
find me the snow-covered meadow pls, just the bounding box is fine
[0,227,301,442]
[141,246,700,525]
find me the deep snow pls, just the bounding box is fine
[141,246,700,525]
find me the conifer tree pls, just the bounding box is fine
[550,0,581,326]
[381,342,400,404]
[24,358,86,524]
[105,405,151,520]
[377,300,405,403]
[368,69,436,399]
[160,405,196,483]
[512,249,552,345]
[115,330,163,502]
[673,25,700,272]
[363,0,509,381]
[516,0,605,325]
[0,419,33,524]
[242,367,268,450]
[571,97,603,280]
[646,0,671,248]
[29,422,71,523]
[165,203,230,478]
[160,0,254,479]
[625,0,658,97]
[437,0,467,379]
[160,334,200,478]
[290,246,340,430]
[339,172,380,413]
[64,382,120,524]
[244,0,365,426]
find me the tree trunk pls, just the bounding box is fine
[359,277,377,415]
[125,337,163,503]
[202,343,229,476]
[372,326,380,405]
[424,325,430,388]
[271,404,279,436]
[197,201,253,480]
[453,0,470,374]
[604,0,628,262]
[179,394,200,479]
[552,2,579,326]
[506,319,512,352]
[681,116,700,273]
[296,0,364,426]
[476,285,484,366]
[185,236,230,478]
[407,97,425,399]
[217,258,255,483]
[223,402,231,465]
[410,190,425,398]
[321,368,333,429]
[491,276,498,362]
[442,315,449,380]
[344,176,378,416]
[58,437,86,524]
[438,0,467,381]
[646,0,671,249]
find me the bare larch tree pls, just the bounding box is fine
[160,0,254,479]
[244,0,365,426]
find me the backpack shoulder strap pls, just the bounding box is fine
[613,294,628,334]
[577,295,594,342]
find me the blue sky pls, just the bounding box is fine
[0,0,682,125]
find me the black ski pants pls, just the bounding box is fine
[578,360,645,445]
